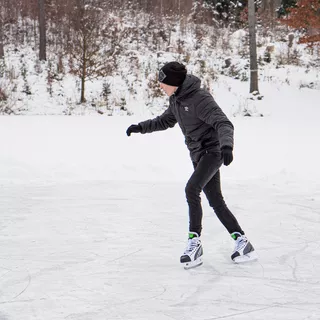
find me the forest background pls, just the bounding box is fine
[0,0,319,115]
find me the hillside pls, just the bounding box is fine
[0,16,319,116]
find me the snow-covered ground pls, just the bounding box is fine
[2,25,319,117]
[1,78,320,319]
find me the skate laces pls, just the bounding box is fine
[234,235,248,252]
[184,237,200,254]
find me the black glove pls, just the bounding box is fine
[126,124,142,136]
[221,146,233,166]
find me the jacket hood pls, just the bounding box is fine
[175,75,201,100]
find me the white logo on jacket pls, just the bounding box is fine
[184,106,189,112]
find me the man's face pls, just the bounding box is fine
[160,82,177,97]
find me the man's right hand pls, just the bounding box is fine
[126,124,142,136]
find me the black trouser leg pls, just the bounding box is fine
[185,152,244,236]
[203,169,244,235]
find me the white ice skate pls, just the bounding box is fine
[180,232,203,270]
[231,232,258,263]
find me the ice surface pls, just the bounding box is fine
[0,110,319,319]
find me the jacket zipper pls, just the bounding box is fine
[173,94,186,134]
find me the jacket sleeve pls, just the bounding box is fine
[196,95,234,149]
[139,107,177,134]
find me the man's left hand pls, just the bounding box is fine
[221,147,233,166]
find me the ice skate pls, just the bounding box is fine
[180,232,203,269]
[231,232,257,263]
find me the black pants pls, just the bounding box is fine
[185,152,244,236]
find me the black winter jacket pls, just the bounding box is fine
[139,75,234,162]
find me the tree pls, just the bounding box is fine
[277,0,297,17]
[281,0,320,46]
[260,0,282,16]
[68,0,113,103]
[0,0,16,59]
[259,0,282,29]
[0,19,4,59]
[248,0,259,93]
[203,0,247,27]
[38,0,46,61]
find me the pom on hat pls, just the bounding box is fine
[158,62,187,87]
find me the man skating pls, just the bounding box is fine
[126,61,257,269]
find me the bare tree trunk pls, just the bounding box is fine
[38,0,46,60]
[80,37,86,103]
[0,25,4,59]
[260,0,282,28]
[248,0,259,93]
[0,2,4,59]
[81,76,86,103]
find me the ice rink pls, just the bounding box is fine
[1,115,319,320]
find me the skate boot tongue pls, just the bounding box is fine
[231,232,242,240]
[188,232,200,239]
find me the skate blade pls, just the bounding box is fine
[233,251,258,264]
[183,257,203,270]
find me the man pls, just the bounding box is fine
[126,61,257,269]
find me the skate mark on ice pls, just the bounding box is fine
[277,242,308,281]
[278,243,309,263]
[0,269,12,281]
[202,303,304,320]
[289,256,298,281]
[0,271,31,304]
[279,201,320,212]
[0,298,47,306]
[64,285,167,320]
[111,285,167,307]
[108,248,143,263]
[10,272,31,301]
[160,312,181,320]
[278,201,320,224]
[222,271,320,286]
[64,309,125,320]
[203,305,279,319]
[195,265,320,286]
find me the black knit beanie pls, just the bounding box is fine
[158,62,187,87]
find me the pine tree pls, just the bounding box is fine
[278,0,297,17]
[203,0,247,26]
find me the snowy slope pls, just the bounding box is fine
[1,24,319,117]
